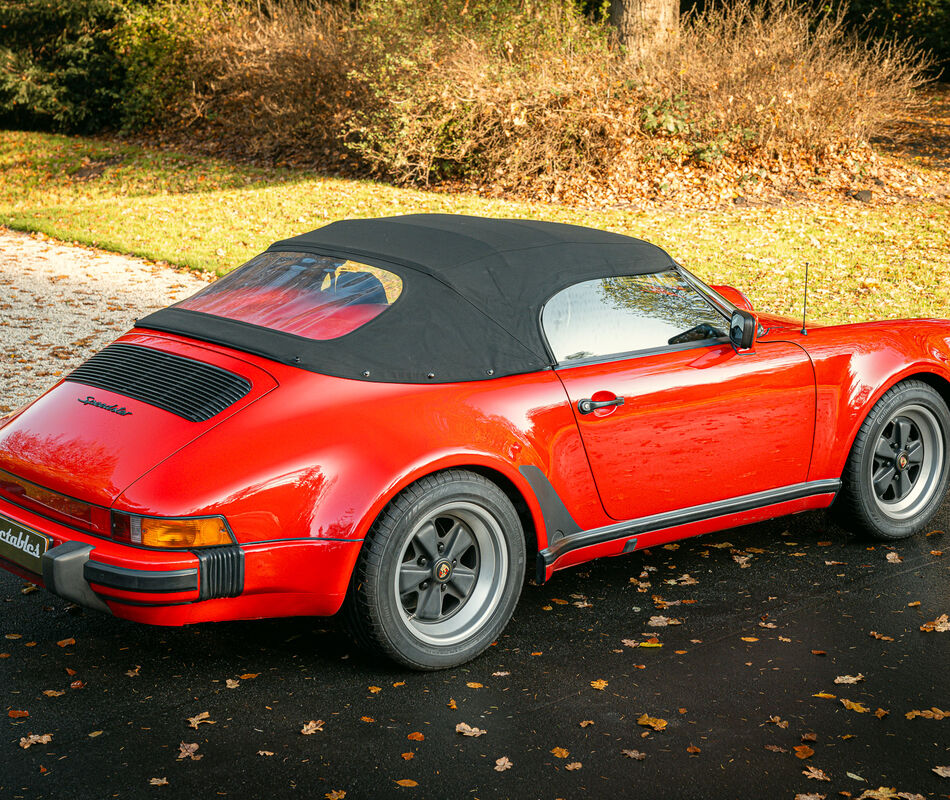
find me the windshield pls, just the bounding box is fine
[175,251,403,340]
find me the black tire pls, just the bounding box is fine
[835,380,950,540]
[343,470,526,670]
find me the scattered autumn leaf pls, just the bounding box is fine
[177,742,202,761]
[466,682,483,689]
[550,747,569,758]
[239,673,259,680]
[622,749,646,760]
[455,722,486,737]
[794,794,826,800]
[368,686,382,694]
[794,745,815,759]
[42,690,64,697]
[565,762,582,771]
[841,699,869,713]
[813,692,836,699]
[8,709,28,719]
[885,552,902,563]
[765,745,788,753]
[637,713,667,731]
[20,733,53,751]
[869,631,894,641]
[811,650,827,656]
[647,616,681,627]
[407,732,424,741]
[834,674,865,684]
[492,671,509,677]
[361,716,375,723]
[920,614,949,632]
[187,711,215,729]
[70,680,85,690]
[325,791,346,800]
[394,779,418,787]
[301,720,325,735]
[768,715,789,729]
[149,778,168,786]
[905,707,948,720]
[590,679,608,690]
[803,765,830,780]
[258,751,274,757]
[226,679,239,689]
[740,637,759,642]
[686,745,701,755]
[579,720,594,728]
[56,638,75,648]
[494,756,512,772]
[126,666,141,678]
[874,708,889,719]
[933,766,950,778]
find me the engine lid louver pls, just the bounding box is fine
[65,343,252,422]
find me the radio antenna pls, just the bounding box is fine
[801,261,809,336]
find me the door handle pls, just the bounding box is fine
[577,396,625,415]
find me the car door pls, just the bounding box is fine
[542,270,816,522]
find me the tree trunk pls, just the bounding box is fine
[610,0,678,57]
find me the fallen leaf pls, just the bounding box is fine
[258,751,274,757]
[493,756,512,772]
[907,601,921,607]
[401,752,414,761]
[88,730,103,738]
[550,747,569,758]
[740,637,759,642]
[70,680,85,690]
[466,682,483,689]
[794,745,815,759]
[42,690,64,697]
[126,666,141,678]
[768,715,789,729]
[407,732,425,741]
[905,707,948,720]
[239,673,259,680]
[841,699,869,713]
[869,631,894,641]
[392,681,405,688]
[647,616,681,627]
[813,692,836,699]
[637,713,667,731]
[765,744,788,753]
[149,778,168,786]
[834,674,865,684]
[856,790,901,800]
[187,711,215,729]
[19,733,52,748]
[394,779,417,787]
[885,552,902,563]
[794,794,826,800]
[226,679,240,689]
[56,638,75,648]
[565,761,582,771]
[622,749,646,759]
[325,791,346,800]
[801,732,818,742]
[8,709,28,719]
[686,745,701,755]
[803,765,831,780]
[177,742,202,761]
[446,699,457,710]
[361,716,375,723]
[455,722,486,737]
[368,686,382,694]
[590,679,608,690]
[933,766,950,777]
[491,671,509,677]
[779,636,792,642]
[5,634,22,639]
[920,614,949,632]
[301,720,325,735]
[846,772,867,782]
[874,708,889,719]
[811,650,827,656]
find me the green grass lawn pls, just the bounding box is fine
[2,129,948,325]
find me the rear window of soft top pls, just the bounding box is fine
[174,251,403,340]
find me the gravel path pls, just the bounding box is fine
[0,228,212,413]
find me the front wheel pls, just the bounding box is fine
[343,470,525,669]
[835,380,950,540]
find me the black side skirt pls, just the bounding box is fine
[532,478,841,583]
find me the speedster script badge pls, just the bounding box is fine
[78,396,133,416]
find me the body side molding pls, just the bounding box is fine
[534,478,841,582]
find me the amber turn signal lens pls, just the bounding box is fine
[137,517,232,548]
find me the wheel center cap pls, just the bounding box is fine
[433,559,453,583]
[896,452,909,471]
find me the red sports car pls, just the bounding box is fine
[1,215,948,668]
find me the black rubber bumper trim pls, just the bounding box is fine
[84,560,198,593]
[536,479,841,580]
[193,546,244,600]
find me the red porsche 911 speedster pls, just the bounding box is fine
[1,215,949,668]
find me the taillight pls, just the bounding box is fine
[110,512,233,548]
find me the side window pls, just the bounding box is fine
[541,270,728,362]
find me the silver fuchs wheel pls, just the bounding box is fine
[836,380,950,540]
[344,470,525,670]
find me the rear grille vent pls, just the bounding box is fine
[66,343,252,422]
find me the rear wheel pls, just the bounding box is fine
[835,380,950,540]
[344,470,525,669]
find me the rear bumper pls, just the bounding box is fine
[0,498,362,624]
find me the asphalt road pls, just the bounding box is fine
[3,501,949,800]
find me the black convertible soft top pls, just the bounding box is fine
[137,214,676,383]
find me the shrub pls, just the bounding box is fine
[0,0,127,132]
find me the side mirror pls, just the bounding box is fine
[729,309,756,351]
